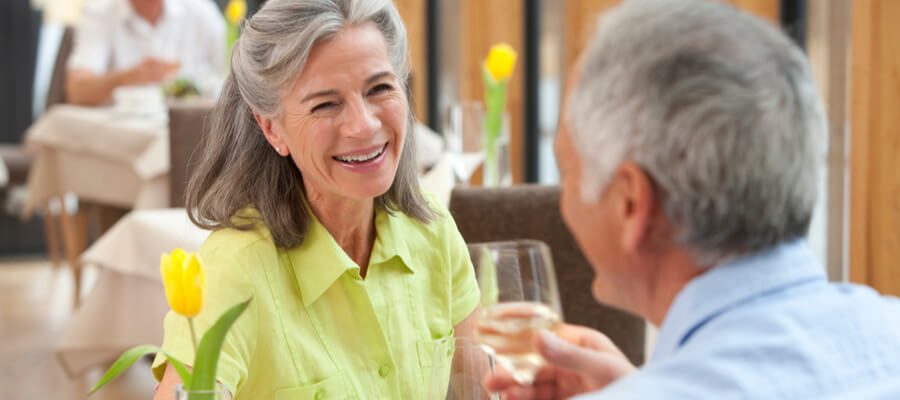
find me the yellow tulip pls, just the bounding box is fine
[226,0,247,25]
[485,43,517,81]
[160,249,206,318]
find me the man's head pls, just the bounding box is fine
[130,0,164,24]
[557,0,826,307]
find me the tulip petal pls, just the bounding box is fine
[160,253,182,315]
[183,253,205,317]
[486,43,517,81]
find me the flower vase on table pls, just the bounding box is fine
[482,43,517,187]
[174,383,230,400]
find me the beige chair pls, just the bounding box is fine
[449,185,646,366]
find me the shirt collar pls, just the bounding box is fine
[287,207,417,307]
[652,239,826,361]
[120,0,184,24]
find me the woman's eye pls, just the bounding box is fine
[369,84,393,95]
[311,102,337,113]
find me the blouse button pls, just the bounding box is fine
[378,364,391,378]
[314,388,325,400]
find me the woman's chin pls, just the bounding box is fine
[340,178,395,201]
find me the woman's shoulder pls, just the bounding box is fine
[387,189,460,244]
[197,216,279,278]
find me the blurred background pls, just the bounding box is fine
[2,0,897,399]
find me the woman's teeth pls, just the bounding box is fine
[334,146,384,163]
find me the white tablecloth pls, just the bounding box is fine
[23,104,170,216]
[57,208,209,377]
[80,208,210,280]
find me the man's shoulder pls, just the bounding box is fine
[181,0,224,19]
[649,282,900,399]
[81,0,120,17]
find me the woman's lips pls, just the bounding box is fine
[333,143,389,172]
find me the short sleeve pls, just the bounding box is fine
[424,191,480,327]
[449,221,480,326]
[152,233,260,395]
[67,3,111,75]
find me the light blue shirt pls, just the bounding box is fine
[578,240,900,399]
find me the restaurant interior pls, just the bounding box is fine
[1,0,898,399]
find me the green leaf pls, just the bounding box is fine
[188,297,252,391]
[89,345,191,395]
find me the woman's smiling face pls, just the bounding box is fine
[257,23,408,203]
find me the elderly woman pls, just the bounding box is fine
[151,0,479,398]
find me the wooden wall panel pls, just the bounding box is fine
[394,0,428,123]
[721,0,778,21]
[459,0,525,183]
[563,0,778,87]
[807,0,851,281]
[850,0,900,296]
[563,0,621,76]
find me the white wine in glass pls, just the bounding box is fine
[469,241,563,384]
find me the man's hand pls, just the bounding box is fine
[484,324,636,400]
[123,58,181,86]
[66,58,181,105]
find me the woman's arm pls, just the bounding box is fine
[453,306,479,337]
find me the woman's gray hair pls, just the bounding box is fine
[186,0,434,249]
[566,0,827,264]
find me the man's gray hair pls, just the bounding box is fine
[566,0,827,264]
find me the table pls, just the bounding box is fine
[23,104,170,217]
[57,208,209,377]
[22,104,174,307]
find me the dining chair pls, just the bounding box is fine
[168,102,214,207]
[448,185,646,366]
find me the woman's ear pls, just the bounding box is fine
[254,112,287,156]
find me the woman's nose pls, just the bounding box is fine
[339,97,382,138]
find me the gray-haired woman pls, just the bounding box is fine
[151,0,479,398]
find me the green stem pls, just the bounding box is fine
[189,317,198,356]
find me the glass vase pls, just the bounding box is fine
[481,110,511,188]
[174,383,229,400]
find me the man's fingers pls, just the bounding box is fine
[538,329,637,390]
[556,324,620,353]
[539,330,617,373]
[483,371,519,392]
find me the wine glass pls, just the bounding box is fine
[443,102,487,184]
[469,240,563,385]
[429,336,498,400]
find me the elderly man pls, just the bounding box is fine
[487,0,900,399]
[66,0,225,105]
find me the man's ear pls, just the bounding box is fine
[614,162,658,253]
[254,112,286,155]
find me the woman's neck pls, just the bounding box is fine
[305,187,376,277]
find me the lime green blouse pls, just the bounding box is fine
[152,195,480,399]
